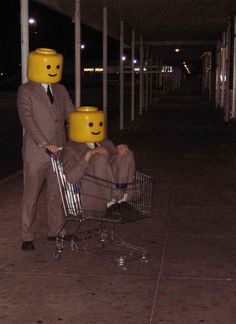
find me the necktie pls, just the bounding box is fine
[47,85,54,104]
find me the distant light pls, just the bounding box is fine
[95,68,103,72]
[175,48,180,52]
[183,62,190,74]
[122,56,126,61]
[0,73,4,76]
[81,44,85,49]
[28,18,36,25]
[162,66,173,73]
[84,68,94,72]
[133,59,137,64]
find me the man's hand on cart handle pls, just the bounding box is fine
[45,146,63,157]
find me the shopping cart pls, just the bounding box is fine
[50,153,155,270]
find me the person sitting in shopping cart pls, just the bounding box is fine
[61,106,135,216]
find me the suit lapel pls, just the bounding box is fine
[51,84,62,116]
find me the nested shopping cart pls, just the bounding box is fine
[50,153,155,270]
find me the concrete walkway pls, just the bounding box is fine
[1,89,236,323]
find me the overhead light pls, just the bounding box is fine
[175,48,180,52]
[81,44,85,49]
[28,18,36,25]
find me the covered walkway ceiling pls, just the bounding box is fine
[33,0,236,68]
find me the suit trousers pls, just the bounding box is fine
[80,150,135,216]
[21,159,64,241]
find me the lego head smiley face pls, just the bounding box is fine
[69,107,106,143]
[27,48,63,83]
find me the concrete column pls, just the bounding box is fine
[103,7,108,114]
[224,21,231,121]
[119,20,124,130]
[159,59,163,93]
[139,36,143,115]
[154,57,159,105]
[215,41,221,109]
[220,32,226,110]
[131,29,135,121]
[149,53,153,106]
[145,46,149,110]
[232,16,236,118]
[20,0,29,84]
[74,0,81,107]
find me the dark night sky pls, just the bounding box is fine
[0,0,119,85]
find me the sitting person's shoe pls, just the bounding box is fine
[106,203,121,221]
[119,201,142,221]
[21,241,35,251]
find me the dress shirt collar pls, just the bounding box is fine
[41,83,53,94]
[86,142,100,149]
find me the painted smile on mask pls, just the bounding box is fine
[89,121,103,135]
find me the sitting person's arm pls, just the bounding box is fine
[62,143,89,184]
[62,143,109,184]
[114,144,129,156]
[84,146,109,162]
[100,139,130,157]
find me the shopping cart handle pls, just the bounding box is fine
[45,147,63,158]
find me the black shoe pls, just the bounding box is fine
[47,234,73,241]
[21,241,35,251]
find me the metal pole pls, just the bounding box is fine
[119,20,124,130]
[149,53,153,106]
[220,32,226,110]
[145,46,149,110]
[103,7,108,114]
[155,57,159,105]
[225,21,231,121]
[215,41,221,109]
[131,29,135,121]
[75,0,81,107]
[232,16,236,118]
[20,0,29,84]
[208,53,212,101]
[139,36,143,115]
[159,59,163,93]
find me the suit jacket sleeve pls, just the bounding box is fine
[17,84,48,146]
[62,86,74,122]
[62,143,89,184]
[101,139,116,154]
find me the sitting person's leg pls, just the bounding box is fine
[110,149,136,201]
[81,153,116,215]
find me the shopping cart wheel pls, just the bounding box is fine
[141,254,149,264]
[96,238,105,248]
[53,251,62,260]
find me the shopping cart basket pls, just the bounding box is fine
[50,153,155,270]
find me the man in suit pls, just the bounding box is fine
[17,48,74,251]
[62,106,135,217]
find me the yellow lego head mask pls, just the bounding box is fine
[27,48,63,83]
[69,107,106,143]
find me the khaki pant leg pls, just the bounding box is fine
[110,150,136,200]
[46,165,64,236]
[21,161,47,241]
[81,153,116,215]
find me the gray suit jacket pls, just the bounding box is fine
[17,81,74,163]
